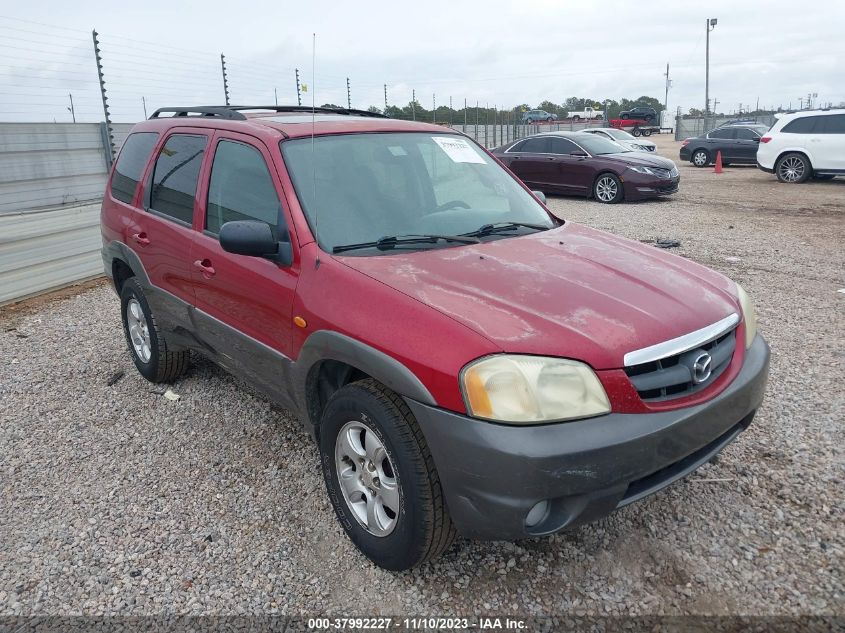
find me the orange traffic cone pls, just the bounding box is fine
[714,150,723,174]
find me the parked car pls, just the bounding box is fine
[493,132,679,203]
[619,106,658,123]
[581,127,657,152]
[756,109,845,182]
[716,118,761,128]
[522,109,558,123]
[101,105,768,571]
[679,124,770,167]
[567,106,603,120]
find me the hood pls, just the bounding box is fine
[335,224,739,369]
[601,152,675,169]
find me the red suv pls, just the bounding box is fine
[101,105,770,571]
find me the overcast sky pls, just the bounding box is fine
[2,0,843,123]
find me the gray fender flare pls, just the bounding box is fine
[102,240,150,287]
[293,330,436,425]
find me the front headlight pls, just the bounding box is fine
[461,355,611,424]
[736,284,758,348]
[628,165,654,175]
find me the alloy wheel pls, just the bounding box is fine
[595,176,618,202]
[693,151,708,166]
[126,298,151,363]
[335,420,400,537]
[778,156,805,182]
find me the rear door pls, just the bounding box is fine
[132,129,209,334]
[706,127,737,160]
[816,114,845,170]
[189,131,300,406]
[733,127,762,163]
[499,137,550,188]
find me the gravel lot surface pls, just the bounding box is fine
[1,135,843,617]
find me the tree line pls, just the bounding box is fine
[320,95,665,123]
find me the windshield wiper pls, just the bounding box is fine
[332,233,480,254]
[462,221,552,238]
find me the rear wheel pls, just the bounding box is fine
[631,127,642,137]
[692,149,710,167]
[776,153,810,183]
[641,129,652,137]
[546,117,553,123]
[120,278,189,383]
[572,115,580,121]
[594,173,624,204]
[319,379,456,570]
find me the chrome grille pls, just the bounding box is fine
[624,329,737,401]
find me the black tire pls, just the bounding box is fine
[593,172,624,204]
[572,115,580,121]
[631,127,642,137]
[775,152,811,183]
[596,114,603,120]
[319,378,456,570]
[641,129,652,137]
[692,149,711,167]
[120,277,189,383]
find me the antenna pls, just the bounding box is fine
[311,33,318,248]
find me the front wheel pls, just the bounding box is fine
[692,149,710,167]
[572,115,580,121]
[319,379,456,570]
[594,173,624,204]
[631,127,642,137]
[776,153,810,183]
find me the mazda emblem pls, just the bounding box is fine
[692,351,713,384]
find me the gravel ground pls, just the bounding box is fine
[1,135,843,618]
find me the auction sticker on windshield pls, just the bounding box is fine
[432,136,486,164]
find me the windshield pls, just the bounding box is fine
[281,133,555,254]
[575,135,630,155]
[602,128,635,141]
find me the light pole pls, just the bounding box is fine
[705,18,717,117]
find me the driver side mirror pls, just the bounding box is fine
[220,220,293,266]
[531,190,547,204]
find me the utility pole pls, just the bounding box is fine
[346,77,351,109]
[141,96,147,119]
[67,93,76,123]
[432,94,435,123]
[274,88,278,106]
[799,97,804,110]
[464,98,467,129]
[712,98,719,114]
[705,18,717,116]
[384,84,388,112]
[663,63,671,113]
[412,90,416,121]
[220,53,230,106]
[449,96,452,127]
[295,69,302,106]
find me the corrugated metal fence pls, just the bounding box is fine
[0,122,132,304]
[674,114,777,140]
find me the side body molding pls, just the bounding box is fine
[293,330,437,425]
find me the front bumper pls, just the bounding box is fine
[408,335,770,540]
[679,146,691,161]
[624,174,680,199]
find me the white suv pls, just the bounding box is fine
[756,109,845,183]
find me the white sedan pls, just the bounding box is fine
[581,128,656,153]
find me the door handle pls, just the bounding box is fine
[132,232,150,246]
[193,259,216,278]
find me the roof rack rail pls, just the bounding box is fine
[149,106,247,120]
[148,105,387,120]
[226,105,387,118]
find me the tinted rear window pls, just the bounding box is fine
[819,114,845,134]
[149,134,207,225]
[110,132,158,204]
[782,116,821,134]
